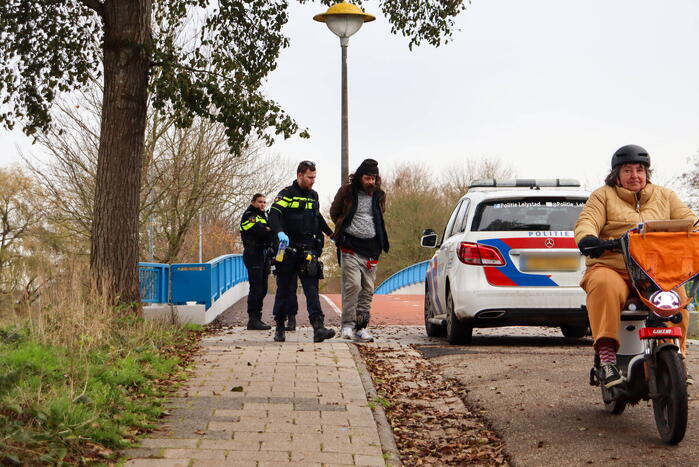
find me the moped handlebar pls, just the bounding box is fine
[581,238,621,254]
[600,238,621,251]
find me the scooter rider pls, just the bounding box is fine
[240,193,275,330]
[575,145,696,388]
[268,160,336,343]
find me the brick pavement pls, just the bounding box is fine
[123,327,389,467]
[120,322,578,466]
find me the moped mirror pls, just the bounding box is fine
[420,229,438,248]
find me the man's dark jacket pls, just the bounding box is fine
[239,205,274,252]
[268,180,333,250]
[329,184,389,259]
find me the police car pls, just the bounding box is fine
[421,179,590,344]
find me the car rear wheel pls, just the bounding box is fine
[446,291,472,345]
[560,325,588,339]
[424,288,445,337]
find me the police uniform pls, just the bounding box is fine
[240,204,275,329]
[269,180,335,342]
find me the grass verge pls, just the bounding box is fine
[0,317,204,465]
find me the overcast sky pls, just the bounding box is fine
[2,0,699,204]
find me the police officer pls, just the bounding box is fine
[269,161,335,342]
[240,193,275,330]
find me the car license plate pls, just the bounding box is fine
[520,253,579,272]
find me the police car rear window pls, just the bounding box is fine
[471,197,586,231]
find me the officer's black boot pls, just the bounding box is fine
[247,314,272,331]
[310,315,335,343]
[273,321,285,342]
[285,314,296,332]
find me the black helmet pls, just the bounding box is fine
[611,144,650,169]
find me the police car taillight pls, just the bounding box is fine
[458,242,505,266]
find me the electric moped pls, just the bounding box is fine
[585,219,697,445]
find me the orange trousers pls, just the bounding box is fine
[580,264,688,355]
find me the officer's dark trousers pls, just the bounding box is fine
[272,252,322,324]
[286,273,298,318]
[243,251,268,320]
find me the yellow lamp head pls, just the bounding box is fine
[313,2,375,45]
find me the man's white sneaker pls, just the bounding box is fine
[354,328,374,342]
[340,326,354,340]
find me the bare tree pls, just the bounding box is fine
[0,167,47,312]
[25,88,291,265]
[375,159,516,282]
[679,151,699,211]
[23,91,102,253]
[378,163,453,280]
[441,157,515,204]
[144,126,290,263]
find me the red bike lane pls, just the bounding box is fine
[322,294,424,326]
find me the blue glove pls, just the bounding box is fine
[277,231,289,246]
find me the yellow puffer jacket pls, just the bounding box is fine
[574,183,697,271]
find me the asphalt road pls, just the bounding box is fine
[416,329,699,467]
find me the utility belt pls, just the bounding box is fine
[243,240,273,252]
[287,233,322,250]
[263,246,274,275]
[276,244,324,279]
[244,243,274,275]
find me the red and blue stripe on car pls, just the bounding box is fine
[478,237,578,287]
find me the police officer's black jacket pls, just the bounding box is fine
[240,205,275,252]
[269,180,333,250]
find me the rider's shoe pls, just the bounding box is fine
[601,363,625,388]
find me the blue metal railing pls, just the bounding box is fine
[375,260,429,295]
[139,263,170,303]
[210,254,248,304]
[139,254,247,309]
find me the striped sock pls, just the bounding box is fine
[598,342,616,364]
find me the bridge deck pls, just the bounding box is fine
[216,294,424,327]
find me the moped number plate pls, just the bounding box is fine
[639,327,683,339]
[520,253,579,272]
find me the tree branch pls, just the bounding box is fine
[150,61,232,83]
[79,0,104,16]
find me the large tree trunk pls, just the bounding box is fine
[90,0,152,306]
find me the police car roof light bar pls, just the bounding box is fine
[468,178,581,189]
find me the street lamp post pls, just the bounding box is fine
[314,2,374,185]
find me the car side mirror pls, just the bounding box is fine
[421,229,438,248]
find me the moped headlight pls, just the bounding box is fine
[649,290,681,312]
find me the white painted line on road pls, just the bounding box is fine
[320,294,342,316]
